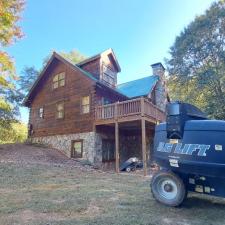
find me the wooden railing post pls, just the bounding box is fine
[115,101,118,120]
[141,97,145,117]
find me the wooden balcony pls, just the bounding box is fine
[95,97,166,125]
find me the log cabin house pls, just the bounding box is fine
[24,48,168,175]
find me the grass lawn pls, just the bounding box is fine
[1,162,225,225]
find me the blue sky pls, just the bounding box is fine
[7,0,214,123]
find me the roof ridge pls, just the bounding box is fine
[117,75,158,87]
[76,48,112,66]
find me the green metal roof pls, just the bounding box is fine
[116,75,159,98]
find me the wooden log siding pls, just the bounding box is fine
[95,97,165,123]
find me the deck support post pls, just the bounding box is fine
[141,118,147,176]
[115,121,120,173]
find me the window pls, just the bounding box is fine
[28,124,33,137]
[103,98,111,105]
[102,64,116,87]
[56,102,64,119]
[71,140,83,158]
[81,96,90,114]
[38,107,44,118]
[102,73,115,86]
[53,72,65,89]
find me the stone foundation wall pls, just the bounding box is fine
[30,131,154,166]
[93,133,102,165]
[30,132,102,164]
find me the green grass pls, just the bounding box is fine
[1,163,225,225]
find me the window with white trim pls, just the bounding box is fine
[56,102,64,119]
[39,107,44,118]
[81,96,90,114]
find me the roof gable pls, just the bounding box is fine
[77,48,121,72]
[116,75,159,98]
[23,52,97,106]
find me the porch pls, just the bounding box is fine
[95,97,166,176]
[95,97,165,125]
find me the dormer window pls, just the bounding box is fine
[53,72,65,89]
[101,64,116,87]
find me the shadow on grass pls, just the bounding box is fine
[183,194,225,209]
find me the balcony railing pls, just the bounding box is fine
[95,97,165,123]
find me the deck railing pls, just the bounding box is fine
[95,97,165,122]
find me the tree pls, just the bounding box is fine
[0,0,24,130]
[42,49,86,67]
[18,66,39,99]
[60,49,86,64]
[166,1,225,119]
[0,122,27,144]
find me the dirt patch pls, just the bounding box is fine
[17,210,65,223]
[15,201,101,223]
[0,143,94,171]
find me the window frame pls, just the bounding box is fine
[71,140,83,158]
[56,102,64,119]
[101,63,116,87]
[81,95,90,114]
[38,107,44,118]
[53,72,65,89]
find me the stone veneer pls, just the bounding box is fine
[155,80,167,112]
[31,132,102,164]
[30,131,154,166]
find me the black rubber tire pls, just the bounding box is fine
[151,170,186,207]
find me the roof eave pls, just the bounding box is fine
[108,48,121,72]
[76,54,101,66]
[23,52,57,107]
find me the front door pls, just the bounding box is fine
[102,139,115,162]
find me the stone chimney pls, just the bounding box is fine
[151,62,165,80]
[151,62,167,112]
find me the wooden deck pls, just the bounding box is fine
[95,97,166,176]
[95,97,165,125]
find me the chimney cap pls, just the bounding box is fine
[151,62,165,71]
